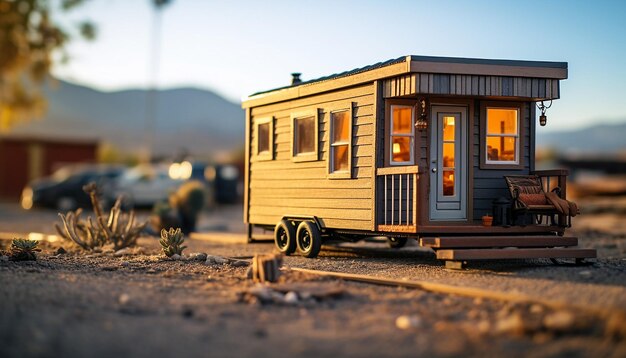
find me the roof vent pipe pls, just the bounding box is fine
[291,73,302,85]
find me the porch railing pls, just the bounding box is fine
[376,166,419,232]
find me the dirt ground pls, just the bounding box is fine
[0,201,625,357]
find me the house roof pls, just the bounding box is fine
[243,55,568,107]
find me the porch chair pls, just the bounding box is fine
[504,175,578,227]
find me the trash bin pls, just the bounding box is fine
[492,197,511,227]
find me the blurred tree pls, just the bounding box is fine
[0,0,94,132]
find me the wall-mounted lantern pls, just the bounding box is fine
[537,100,552,127]
[415,98,428,131]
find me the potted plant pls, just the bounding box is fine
[482,214,493,227]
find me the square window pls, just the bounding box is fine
[291,111,319,162]
[480,103,524,169]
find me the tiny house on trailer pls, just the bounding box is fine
[241,55,596,265]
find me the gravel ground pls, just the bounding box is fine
[0,201,625,357]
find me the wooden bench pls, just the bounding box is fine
[504,175,571,227]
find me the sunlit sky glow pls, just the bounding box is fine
[52,0,626,131]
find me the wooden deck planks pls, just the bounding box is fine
[436,248,596,260]
[420,235,578,248]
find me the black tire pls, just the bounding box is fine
[387,237,408,249]
[296,221,322,258]
[274,220,296,255]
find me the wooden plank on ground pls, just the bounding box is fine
[436,248,597,260]
[190,232,272,244]
[420,236,578,248]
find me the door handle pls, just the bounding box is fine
[432,168,437,173]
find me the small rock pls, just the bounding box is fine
[181,307,194,318]
[114,248,132,257]
[530,304,544,314]
[543,311,575,332]
[214,256,229,265]
[102,266,118,271]
[170,254,182,261]
[55,247,67,255]
[120,261,130,267]
[118,293,131,305]
[495,313,525,336]
[231,260,250,267]
[396,315,422,330]
[146,268,157,274]
[578,270,592,277]
[188,252,207,261]
[476,320,490,334]
[284,291,299,304]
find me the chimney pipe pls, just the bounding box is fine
[291,73,302,85]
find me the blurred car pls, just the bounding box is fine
[103,164,185,208]
[190,162,240,204]
[21,164,125,211]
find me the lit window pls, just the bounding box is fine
[329,109,352,178]
[485,108,519,164]
[255,117,273,161]
[390,105,414,165]
[292,111,319,162]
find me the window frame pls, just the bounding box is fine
[327,103,354,179]
[254,116,274,161]
[291,109,320,163]
[479,101,525,170]
[385,101,416,166]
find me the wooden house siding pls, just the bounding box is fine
[248,83,376,230]
[383,74,560,100]
[471,101,532,219]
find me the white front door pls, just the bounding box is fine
[429,105,468,221]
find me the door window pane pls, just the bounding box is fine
[442,143,455,168]
[295,116,315,155]
[443,170,455,196]
[442,116,455,141]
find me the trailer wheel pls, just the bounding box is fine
[296,221,322,258]
[387,237,408,249]
[274,220,296,255]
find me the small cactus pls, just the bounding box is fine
[10,238,41,261]
[159,228,186,257]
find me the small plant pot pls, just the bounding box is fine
[482,215,493,227]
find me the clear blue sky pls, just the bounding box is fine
[52,0,626,132]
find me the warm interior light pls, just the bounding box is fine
[393,142,401,154]
[445,117,455,126]
[21,187,33,210]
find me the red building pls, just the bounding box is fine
[0,136,98,199]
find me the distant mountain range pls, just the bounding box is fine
[10,79,245,158]
[8,80,624,157]
[536,122,626,154]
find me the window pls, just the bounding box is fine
[291,110,319,162]
[389,105,414,165]
[480,102,524,169]
[254,117,273,161]
[328,108,352,178]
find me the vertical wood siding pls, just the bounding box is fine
[248,84,376,230]
[383,74,560,99]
